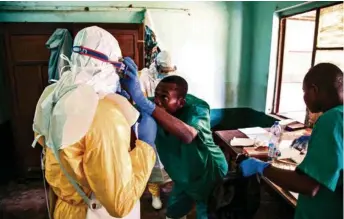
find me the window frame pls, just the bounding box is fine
[271,2,343,123]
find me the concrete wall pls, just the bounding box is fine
[0,1,232,109]
[0,1,331,124]
[248,1,304,112]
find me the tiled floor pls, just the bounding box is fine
[0,180,293,219]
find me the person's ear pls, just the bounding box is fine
[178,98,186,108]
[155,96,162,107]
[311,84,319,94]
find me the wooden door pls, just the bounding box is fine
[2,23,144,176]
[3,23,67,175]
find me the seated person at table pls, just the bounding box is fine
[120,61,228,219]
[240,63,343,219]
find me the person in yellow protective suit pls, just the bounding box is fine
[32,26,156,219]
[138,51,177,210]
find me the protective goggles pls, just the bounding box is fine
[72,46,128,78]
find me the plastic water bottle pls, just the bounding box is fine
[268,121,282,161]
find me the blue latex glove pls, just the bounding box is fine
[120,57,156,115]
[116,88,131,100]
[295,135,311,143]
[137,113,157,146]
[291,135,310,151]
[239,158,271,177]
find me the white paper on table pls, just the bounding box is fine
[247,134,271,145]
[238,127,268,135]
[279,140,293,150]
[279,119,296,126]
[230,137,255,147]
[291,153,306,164]
[278,147,306,164]
[238,127,270,145]
[278,147,299,159]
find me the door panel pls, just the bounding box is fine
[13,66,44,117]
[10,35,51,62]
[4,25,55,174]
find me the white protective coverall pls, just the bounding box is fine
[32,26,156,219]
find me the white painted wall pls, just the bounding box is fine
[0,1,231,109]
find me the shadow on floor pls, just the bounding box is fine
[141,182,196,219]
[0,180,196,219]
[0,180,293,219]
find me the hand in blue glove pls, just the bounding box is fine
[239,158,271,177]
[137,112,157,147]
[291,135,310,150]
[120,57,156,115]
[116,87,131,100]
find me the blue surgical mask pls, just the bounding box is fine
[157,73,166,79]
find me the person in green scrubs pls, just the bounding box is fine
[239,63,343,219]
[120,59,228,219]
[152,76,228,219]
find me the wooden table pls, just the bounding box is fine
[214,129,298,208]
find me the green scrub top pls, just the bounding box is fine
[46,29,73,83]
[295,105,343,219]
[154,94,228,202]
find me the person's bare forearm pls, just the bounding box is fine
[152,106,197,144]
[263,166,320,197]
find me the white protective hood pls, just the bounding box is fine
[139,50,177,97]
[33,26,139,152]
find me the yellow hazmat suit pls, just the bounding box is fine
[33,26,156,219]
[36,98,155,219]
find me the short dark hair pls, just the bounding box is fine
[160,75,188,98]
[304,63,343,94]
